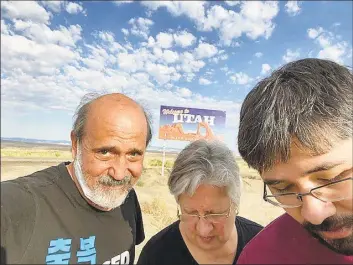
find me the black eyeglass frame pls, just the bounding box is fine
[263,177,353,208]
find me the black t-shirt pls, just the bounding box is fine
[137,216,263,265]
[1,162,144,264]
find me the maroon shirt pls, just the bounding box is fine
[237,213,353,264]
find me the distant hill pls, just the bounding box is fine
[1,137,71,145]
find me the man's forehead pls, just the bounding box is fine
[262,138,352,181]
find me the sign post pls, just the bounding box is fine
[161,133,166,177]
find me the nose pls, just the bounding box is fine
[300,195,336,225]
[108,156,129,181]
[196,217,213,237]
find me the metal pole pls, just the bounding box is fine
[161,133,166,177]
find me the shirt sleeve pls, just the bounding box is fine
[236,250,249,264]
[1,181,36,263]
[132,189,145,245]
[136,245,149,265]
[136,240,155,265]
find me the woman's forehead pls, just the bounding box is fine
[179,186,229,208]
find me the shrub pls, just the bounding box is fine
[140,197,176,229]
[165,160,174,168]
[148,159,163,167]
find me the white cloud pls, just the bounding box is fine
[194,42,218,59]
[238,1,279,39]
[65,2,85,15]
[254,52,263,58]
[229,72,253,85]
[81,45,112,71]
[1,20,11,35]
[117,53,144,73]
[203,2,279,46]
[155,32,174,49]
[220,66,229,72]
[12,20,82,47]
[211,53,228,64]
[153,48,179,64]
[1,34,79,76]
[317,42,349,63]
[285,1,301,16]
[141,2,279,46]
[199,77,212,85]
[178,52,205,75]
[128,17,154,39]
[261,63,271,75]
[141,1,207,23]
[121,28,129,36]
[307,27,350,64]
[113,1,133,5]
[161,50,179,64]
[1,1,52,24]
[307,27,324,39]
[173,31,196,48]
[231,41,241,47]
[144,62,180,85]
[176,87,192,97]
[41,1,64,13]
[225,1,240,7]
[282,48,300,62]
[98,31,115,43]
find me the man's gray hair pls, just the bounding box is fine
[168,139,241,207]
[238,58,353,172]
[72,92,153,146]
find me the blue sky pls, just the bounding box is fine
[1,1,352,152]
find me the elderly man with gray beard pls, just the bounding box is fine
[1,93,152,264]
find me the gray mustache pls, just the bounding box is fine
[99,175,132,187]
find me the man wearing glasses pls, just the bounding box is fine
[137,139,263,265]
[237,58,353,264]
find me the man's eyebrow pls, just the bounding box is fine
[263,179,285,186]
[92,145,116,152]
[302,161,345,176]
[128,148,144,155]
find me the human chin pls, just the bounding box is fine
[73,158,131,210]
[303,214,353,255]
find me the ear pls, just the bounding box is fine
[70,131,78,160]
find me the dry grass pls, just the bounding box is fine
[140,197,177,230]
[1,148,72,159]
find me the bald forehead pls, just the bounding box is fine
[84,94,147,134]
[91,93,140,109]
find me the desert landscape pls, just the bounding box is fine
[1,140,284,262]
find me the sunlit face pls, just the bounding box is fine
[178,184,237,251]
[262,138,353,255]
[71,99,147,211]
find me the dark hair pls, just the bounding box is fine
[72,93,153,146]
[238,58,353,172]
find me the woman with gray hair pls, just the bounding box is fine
[138,139,262,265]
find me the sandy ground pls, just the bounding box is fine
[1,147,284,262]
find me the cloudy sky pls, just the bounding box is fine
[1,1,352,151]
